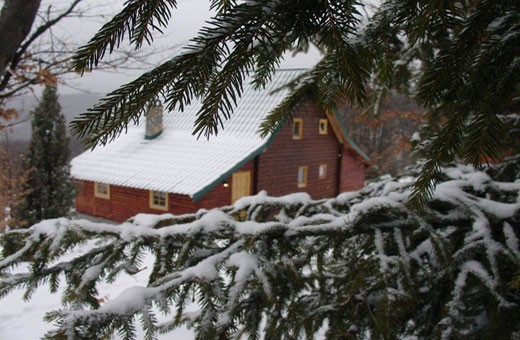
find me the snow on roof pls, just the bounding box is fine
[71,69,306,199]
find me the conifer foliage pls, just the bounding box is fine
[15,85,74,227]
[1,160,519,339]
[69,0,520,202]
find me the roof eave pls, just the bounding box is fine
[191,129,280,202]
[327,108,370,163]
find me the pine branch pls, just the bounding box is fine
[3,160,520,338]
[258,76,317,137]
[409,108,466,206]
[192,40,255,138]
[72,0,177,73]
[70,58,177,147]
[72,0,376,146]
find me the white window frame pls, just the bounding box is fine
[94,182,110,199]
[297,166,308,188]
[149,190,168,211]
[319,118,328,135]
[319,164,328,179]
[293,118,303,140]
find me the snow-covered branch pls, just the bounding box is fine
[1,162,519,339]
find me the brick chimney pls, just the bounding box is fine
[145,100,163,140]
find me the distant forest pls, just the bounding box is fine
[341,92,425,178]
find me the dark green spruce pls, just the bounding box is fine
[15,85,75,226]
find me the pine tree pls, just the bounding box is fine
[15,85,74,226]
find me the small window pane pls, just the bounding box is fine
[150,191,168,210]
[319,164,327,179]
[95,182,110,199]
[319,119,328,135]
[297,166,308,188]
[293,119,303,140]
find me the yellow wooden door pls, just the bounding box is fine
[231,171,251,203]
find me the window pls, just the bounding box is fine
[150,190,168,210]
[94,182,110,199]
[319,118,328,135]
[293,118,303,140]
[297,166,308,188]
[319,164,328,179]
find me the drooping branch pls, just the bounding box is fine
[1,161,519,339]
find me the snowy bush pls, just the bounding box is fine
[1,161,520,339]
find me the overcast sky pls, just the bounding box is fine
[48,0,321,95]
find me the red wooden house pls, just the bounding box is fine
[71,69,369,222]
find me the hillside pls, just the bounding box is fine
[2,93,102,156]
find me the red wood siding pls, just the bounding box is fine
[198,160,254,210]
[339,147,366,192]
[75,161,255,222]
[256,103,342,199]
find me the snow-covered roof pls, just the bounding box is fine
[72,69,307,199]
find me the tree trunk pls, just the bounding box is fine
[0,0,41,80]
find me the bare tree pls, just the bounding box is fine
[0,132,29,231]
[0,0,41,82]
[0,0,172,124]
[341,93,425,178]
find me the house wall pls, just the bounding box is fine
[74,103,367,222]
[256,103,343,199]
[75,161,255,222]
[339,147,366,192]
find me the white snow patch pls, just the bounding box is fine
[132,213,175,228]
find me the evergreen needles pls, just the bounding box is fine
[69,0,520,203]
[14,85,75,226]
[1,160,519,339]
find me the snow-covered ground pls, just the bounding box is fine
[0,240,195,339]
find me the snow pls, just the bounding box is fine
[410,131,421,142]
[235,220,281,234]
[132,213,176,228]
[335,191,360,204]
[97,286,151,314]
[450,260,514,312]
[0,240,195,339]
[181,240,244,281]
[0,240,32,269]
[224,250,271,316]
[374,228,390,272]
[1,163,519,339]
[232,190,313,211]
[350,196,404,218]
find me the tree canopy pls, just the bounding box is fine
[70,0,520,203]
